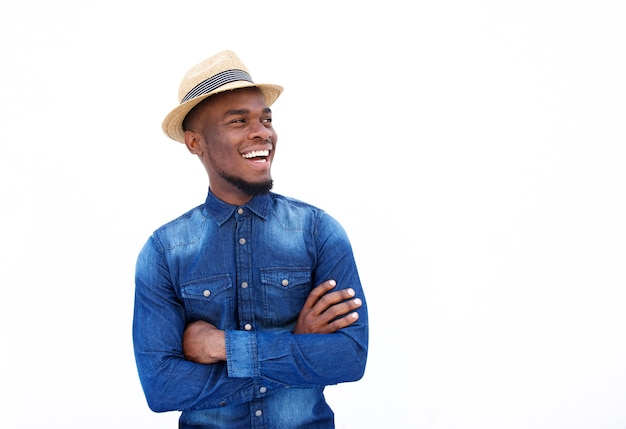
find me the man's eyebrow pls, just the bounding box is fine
[223,107,272,117]
[223,108,249,117]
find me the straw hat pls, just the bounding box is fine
[162,50,283,143]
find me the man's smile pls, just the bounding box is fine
[241,149,270,162]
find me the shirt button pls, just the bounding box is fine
[203,290,211,297]
[241,282,248,289]
[255,410,263,417]
[244,323,252,331]
[237,208,244,215]
[281,279,289,287]
[239,238,246,245]
[259,386,267,393]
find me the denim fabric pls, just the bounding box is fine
[133,190,368,428]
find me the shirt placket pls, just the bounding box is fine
[235,207,268,428]
[235,206,255,333]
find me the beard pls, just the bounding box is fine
[207,149,273,197]
[211,159,273,197]
[221,171,273,196]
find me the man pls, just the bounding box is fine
[133,50,368,429]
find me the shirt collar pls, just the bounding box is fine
[204,188,272,225]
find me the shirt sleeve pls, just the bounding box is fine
[132,236,255,412]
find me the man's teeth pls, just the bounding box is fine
[242,150,270,159]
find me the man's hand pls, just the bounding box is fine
[294,279,362,334]
[183,320,226,364]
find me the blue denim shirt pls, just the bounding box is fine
[133,190,368,428]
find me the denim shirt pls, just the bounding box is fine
[133,190,368,429]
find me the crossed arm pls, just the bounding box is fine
[182,279,363,364]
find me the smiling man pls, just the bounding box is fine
[132,50,369,429]
[182,87,276,205]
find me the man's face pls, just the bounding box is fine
[184,88,277,205]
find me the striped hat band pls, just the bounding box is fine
[180,69,253,104]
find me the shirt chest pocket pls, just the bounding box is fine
[260,268,311,328]
[180,275,233,327]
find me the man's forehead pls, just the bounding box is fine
[216,87,263,102]
[215,89,268,112]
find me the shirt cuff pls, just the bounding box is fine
[224,329,257,378]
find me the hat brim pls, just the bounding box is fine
[162,81,283,143]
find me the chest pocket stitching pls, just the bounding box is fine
[180,275,232,301]
[260,267,311,290]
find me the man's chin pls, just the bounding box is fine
[218,170,273,197]
[237,179,273,196]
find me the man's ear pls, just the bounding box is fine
[184,131,203,155]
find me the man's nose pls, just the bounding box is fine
[249,122,272,141]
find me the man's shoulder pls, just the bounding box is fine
[150,204,208,246]
[159,204,206,227]
[267,193,343,232]
[269,192,323,212]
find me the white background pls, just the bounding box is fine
[1,1,625,428]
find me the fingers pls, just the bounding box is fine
[316,295,362,333]
[318,287,359,313]
[294,279,363,334]
[301,279,338,311]
[321,294,362,322]
[326,308,360,332]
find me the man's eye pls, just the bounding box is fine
[262,117,272,123]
